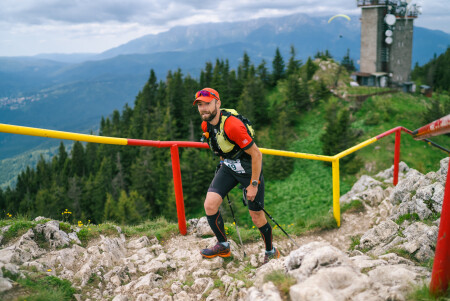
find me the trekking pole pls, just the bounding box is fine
[243,189,299,248]
[226,194,247,258]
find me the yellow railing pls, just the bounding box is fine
[1,123,448,228]
[261,136,379,227]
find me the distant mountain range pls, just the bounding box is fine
[0,12,449,187]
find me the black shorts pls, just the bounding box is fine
[208,164,264,211]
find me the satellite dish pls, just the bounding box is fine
[385,14,396,25]
[385,37,393,44]
[385,29,393,37]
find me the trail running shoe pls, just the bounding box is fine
[200,242,231,258]
[263,247,280,265]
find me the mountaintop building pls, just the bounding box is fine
[355,0,420,88]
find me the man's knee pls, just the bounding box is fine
[250,210,267,228]
[204,192,222,215]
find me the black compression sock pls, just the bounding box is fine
[258,222,273,251]
[206,210,227,243]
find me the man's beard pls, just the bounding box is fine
[201,107,218,122]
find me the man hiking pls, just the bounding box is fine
[193,87,280,264]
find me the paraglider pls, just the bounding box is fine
[328,14,351,23]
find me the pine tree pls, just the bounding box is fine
[237,78,268,129]
[117,190,141,225]
[71,141,85,177]
[238,52,251,82]
[286,45,302,76]
[104,193,119,222]
[263,110,295,180]
[257,60,271,88]
[0,188,4,212]
[305,57,318,81]
[341,49,356,72]
[167,69,189,139]
[57,142,68,170]
[200,62,213,88]
[320,100,361,174]
[86,156,113,223]
[272,47,285,85]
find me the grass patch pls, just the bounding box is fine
[58,222,71,234]
[386,248,418,263]
[264,270,296,300]
[421,258,434,270]
[422,213,441,226]
[224,222,261,244]
[231,263,255,288]
[349,235,361,251]
[354,93,450,175]
[121,217,179,241]
[214,278,225,290]
[342,200,365,214]
[408,283,450,301]
[0,215,48,245]
[292,212,338,235]
[0,273,78,301]
[2,267,20,282]
[183,275,194,287]
[76,228,93,246]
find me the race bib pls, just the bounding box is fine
[224,159,246,174]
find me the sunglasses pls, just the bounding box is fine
[195,90,219,100]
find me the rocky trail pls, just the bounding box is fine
[0,157,448,301]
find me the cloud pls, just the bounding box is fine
[1,0,360,26]
[0,0,447,56]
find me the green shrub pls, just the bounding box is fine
[395,213,420,225]
[264,270,296,299]
[408,283,450,301]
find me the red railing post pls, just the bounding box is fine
[393,129,401,186]
[170,145,187,235]
[430,157,450,295]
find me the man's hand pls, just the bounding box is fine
[245,185,258,201]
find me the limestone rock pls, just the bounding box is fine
[0,276,13,293]
[191,277,213,295]
[127,236,150,249]
[34,220,71,249]
[290,266,370,301]
[389,169,430,205]
[195,217,214,237]
[340,175,383,205]
[359,220,399,250]
[375,161,410,180]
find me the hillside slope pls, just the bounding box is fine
[0,158,447,300]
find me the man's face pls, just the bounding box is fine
[197,100,218,122]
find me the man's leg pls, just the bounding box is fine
[246,175,280,263]
[204,192,227,243]
[249,210,272,251]
[201,166,237,258]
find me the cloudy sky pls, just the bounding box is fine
[0,0,448,57]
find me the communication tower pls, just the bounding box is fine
[357,0,420,86]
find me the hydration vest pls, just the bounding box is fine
[203,109,255,159]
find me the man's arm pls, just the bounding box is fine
[244,143,262,201]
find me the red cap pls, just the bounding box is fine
[193,88,220,105]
